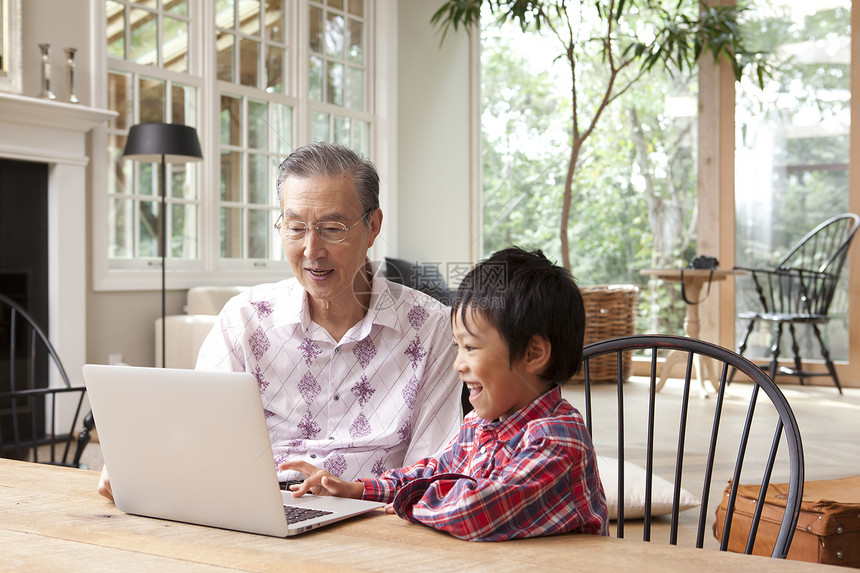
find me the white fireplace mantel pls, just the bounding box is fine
[0,92,116,390]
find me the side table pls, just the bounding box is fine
[640,269,741,396]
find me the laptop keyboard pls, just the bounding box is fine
[284,505,333,524]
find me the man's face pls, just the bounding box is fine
[279,175,381,310]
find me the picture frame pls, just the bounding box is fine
[0,0,22,94]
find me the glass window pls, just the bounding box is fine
[735,0,851,361]
[103,0,373,283]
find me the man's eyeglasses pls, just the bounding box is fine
[274,209,373,243]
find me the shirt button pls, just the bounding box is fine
[328,436,335,441]
[333,394,340,401]
[335,347,340,353]
[310,454,317,459]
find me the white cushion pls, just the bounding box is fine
[596,455,700,520]
[185,286,247,315]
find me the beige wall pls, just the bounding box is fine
[16,1,473,367]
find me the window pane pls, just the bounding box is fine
[333,115,349,146]
[240,37,260,87]
[309,5,323,53]
[735,0,851,360]
[346,66,362,110]
[108,72,132,130]
[327,0,344,10]
[308,55,323,101]
[248,153,269,204]
[139,77,166,123]
[216,0,235,28]
[107,133,128,194]
[353,119,369,157]
[327,62,343,106]
[139,162,156,197]
[347,0,362,17]
[171,163,195,200]
[221,151,242,202]
[347,18,362,65]
[248,100,268,149]
[312,111,329,141]
[248,208,268,258]
[271,103,292,154]
[171,83,196,126]
[266,0,285,42]
[239,0,262,36]
[221,207,243,258]
[325,12,345,58]
[140,199,159,258]
[266,46,284,92]
[129,8,158,66]
[166,0,188,17]
[171,203,197,258]
[221,94,241,146]
[216,31,235,82]
[108,197,132,258]
[106,1,126,58]
[163,16,189,73]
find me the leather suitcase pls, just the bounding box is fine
[713,475,860,567]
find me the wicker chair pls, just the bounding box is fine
[735,213,860,394]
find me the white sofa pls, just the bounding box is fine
[155,286,247,369]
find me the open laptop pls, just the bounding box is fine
[82,364,385,537]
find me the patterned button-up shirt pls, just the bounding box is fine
[359,387,608,541]
[196,275,462,482]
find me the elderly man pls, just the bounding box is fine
[99,142,461,500]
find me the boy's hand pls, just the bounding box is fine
[279,460,364,499]
[97,466,115,503]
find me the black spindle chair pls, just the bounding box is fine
[578,334,804,559]
[0,293,91,467]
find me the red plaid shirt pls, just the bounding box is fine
[359,387,608,541]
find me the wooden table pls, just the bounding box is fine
[640,269,741,396]
[0,458,838,572]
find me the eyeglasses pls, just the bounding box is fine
[274,209,373,243]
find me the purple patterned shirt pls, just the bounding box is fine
[196,276,462,482]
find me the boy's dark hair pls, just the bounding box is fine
[452,247,586,386]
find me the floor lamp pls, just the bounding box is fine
[122,123,203,368]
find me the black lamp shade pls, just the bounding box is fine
[123,122,203,164]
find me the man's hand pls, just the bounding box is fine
[279,460,364,499]
[97,466,115,503]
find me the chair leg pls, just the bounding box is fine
[787,324,805,386]
[810,323,844,394]
[730,318,757,384]
[768,322,783,382]
[72,411,95,468]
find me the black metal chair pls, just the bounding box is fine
[735,213,860,394]
[578,334,804,559]
[0,292,91,467]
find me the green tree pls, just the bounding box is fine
[433,0,764,271]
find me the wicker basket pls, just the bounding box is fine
[570,284,639,384]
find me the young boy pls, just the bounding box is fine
[282,247,608,541]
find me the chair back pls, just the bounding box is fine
[751,213,860,316]
[0,292,87,466]
[576,334,804,558]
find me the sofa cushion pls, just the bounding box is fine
[185,286,247,315]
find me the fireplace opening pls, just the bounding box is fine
[1,158,50,455]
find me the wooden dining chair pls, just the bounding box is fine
[735,213,860,394]
[0,292,90,467]
[577,334,804,559]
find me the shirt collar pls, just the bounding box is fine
[284,261,402,341]
[479,386,563,439]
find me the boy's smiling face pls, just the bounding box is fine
[452,307,548,421]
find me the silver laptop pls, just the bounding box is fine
[82,364,385,537]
